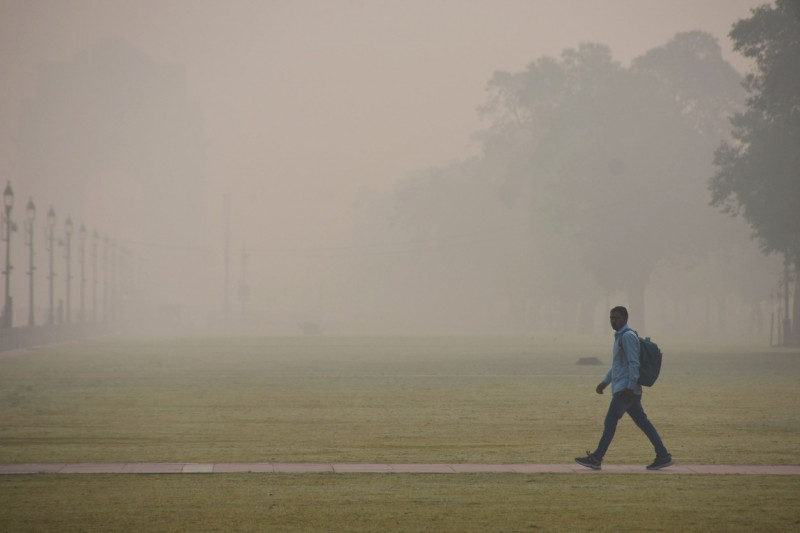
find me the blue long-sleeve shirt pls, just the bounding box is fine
[603,325,642,395]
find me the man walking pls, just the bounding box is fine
[575,306,673,470]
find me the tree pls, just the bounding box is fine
[709,0,800,343]
[344,32,761,337]
[481,34,743,331]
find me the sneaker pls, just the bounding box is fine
[646,454,673,470]
[575,452,602,470]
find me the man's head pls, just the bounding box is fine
[610,306,628,331]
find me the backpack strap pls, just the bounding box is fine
[617,329,638,352]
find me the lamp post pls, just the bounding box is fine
[46,207,55,325]
[25,198,36,326]
[102,236,108,322]
[79,224,86,322]
[784,260,791,346]
[92,231,98,323]
[2,182,14,328]
[110,239,116,322]
[239,241,249,321]
[64,216,73,323]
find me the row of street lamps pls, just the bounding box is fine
[3,181,122,329]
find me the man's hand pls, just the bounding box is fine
[622,388,635,403]
[596,382,608,395]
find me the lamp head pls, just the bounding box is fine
[3,182,13,212]
[26,198,35,222]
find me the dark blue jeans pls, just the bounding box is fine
[593,391,668,459]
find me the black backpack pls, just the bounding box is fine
[619,330,663,387]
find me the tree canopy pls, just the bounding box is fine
[709,0,800,267]
[344,31,773,336]
[480,32,743,329]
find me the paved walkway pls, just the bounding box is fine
[1,463,798,475]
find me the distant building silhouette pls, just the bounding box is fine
[19,38,209,325]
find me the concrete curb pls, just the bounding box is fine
[2,463,799,475]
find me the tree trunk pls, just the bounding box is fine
[791,263,800,346]
[747,302,763,336]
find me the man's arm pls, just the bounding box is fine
[596,369,612,394]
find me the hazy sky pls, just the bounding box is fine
[0,0,778,333]
[1,0,765,251]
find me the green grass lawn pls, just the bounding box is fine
[1,473,798,532]
[1,335,799,531]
